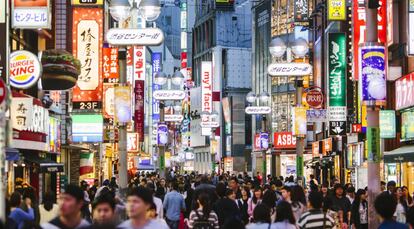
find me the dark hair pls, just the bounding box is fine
[216,182,226,198]
[308,191,323,209]
[262,189,277,209]
[347,186,355,193]
[375,193,397,219]
[275,201,296,224]
[225,189,234,197]
[281,186,292,193]
[275,180,283,187]
[230,177,238,184]
[407,207,414,227]
[387,180,396,187]
[171,181,179,191]
[200,175,209,184]
[127,187,154,205]
[333,184,344,195]
[92,193,116,211]
[242,186,251,199]
[9,192,22,208]
[197,193,212,219]
[292,185,307,206]
[64,184,84,202]
[252,187,262,204]
[253,204,271,223]
[43,192,55,211]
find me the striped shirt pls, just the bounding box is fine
[187,209,219,229]
[297,209,336,229]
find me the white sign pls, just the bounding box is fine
[165,114,184,122]
[245,106,271,115]
[133,46,146,81]
[409,13,414,55]
[12,7,50,29]
[200,121,219,128]
[9,51,41,89]
[77,20,100,90]
[106,28,165,46]
[127,133,139,151]
[267,63,313,76]
[153,90,185,100]
[201,62,213,134]
[328,106,347,121]
[306,109,327,122]
[11,98,49,134]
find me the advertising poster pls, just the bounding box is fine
[293,107,307,136]
[359,45,386,103]
[201,61,213,136]
[72,8,103,110]
[401,110,414,142]
[328,0,346,20]
[367,127,380,162]
[12,0,51,29]
[134,80,145,142]
[103,84,114,119]
[114,85,132,123]
[294,0,308,22]
[222,97,231,135]
[157,122,168,145]
[379,110,396,138]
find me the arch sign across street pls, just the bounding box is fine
[106,28,165,46]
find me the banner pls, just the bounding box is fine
[352,0,387,80]
[360,45,386,103]
[328,33,346,107]
[102,47,118,82]
[367,127,380,162]
[12,0,51,29]
[80,153,94,176]
[133,46,146,81]
[379,110,395,138]
[114,85,132,123]
[328,0,346,20]
[103,84,114,119]
[157,122,168,145]
[401,110,414,142]
[409,1,414,55]
[72,8,103,110]
[152,53,162,123]
[201,61,213,136]
[293,107,307,136]
[134,80,144,142]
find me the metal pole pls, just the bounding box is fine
[365,0,380,227]
[261,115,267,183]
[295,79,305,187]
[159,101,166,178]
[118,49,128,190]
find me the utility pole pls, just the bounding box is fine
[365,0,380,227]
[295,79,305,187]
[159,101,166,178]
[261,115,267,182]
[118,49,128,190]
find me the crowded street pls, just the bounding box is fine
[0,0,414,228]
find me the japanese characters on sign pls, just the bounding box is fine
[328,106,347,121]
[245,106,271,115]
[127,133,139,152]
[273,132,297,149]
[134,80,144,142]
[152,53,162,122]
[305,87,324,108]
[153,90,186,100]
[328,0,346,20]
[9,51,41,89]
[12,0,51,29]
[133,46,146,81]
[306,109,327,123]
[352,0,387,80]
[379,110,396,138]
[395,72,414,110]
[72,0,103,5]
[401,110,414,142]
[267,63,312,76]
[328,33,346,107]
[11,97,49,134]
[165,114,184,122]
[106,28,165,46]
[201,61,213,135]
[103,84,114,118]
[359,45,386,103]
[72,8,103,110]
[102,47,119,82]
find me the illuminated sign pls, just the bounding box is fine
[106,28,165,46]
[153,90,186,100]
[273,132,297,149]
[328,0,346,20]
[72,114,103,142]
[9,51,41,89]
[395,72,414,110]
[245,106,271,114]
[12,0,51,29]
[267,63,312,76]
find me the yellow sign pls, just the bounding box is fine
[293,107,307,136]
[328,0,346,20]
[72,0,103,5]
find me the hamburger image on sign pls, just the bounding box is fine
[9,51,42,89]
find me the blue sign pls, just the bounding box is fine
[260,132,269,149]
[152,53,162,122]
[157,122,168,145]
[360,45,386,102]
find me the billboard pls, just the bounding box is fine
[401,110,414,142]
[379,110,395,138]
[395,72,414,110]
[273,132,297,149]
[328,33,346,107]
[102,47,118,82]
[359,45,386,103]
[72,8,103,110]
[72,114,103,142]
[201,61,213,136]
[152,53,162,123]
[12,0,51,29]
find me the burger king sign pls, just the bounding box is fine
[10,51,41,89]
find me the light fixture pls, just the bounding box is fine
[259,92,270,104]
[139,0,162,22]
[154,71,167,85]
[246,92,257,103]
[109,0,132,22]
[171,70,184,86]
[291,38,309,58]
[269,37,287,58]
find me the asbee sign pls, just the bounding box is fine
[273,132,297,149]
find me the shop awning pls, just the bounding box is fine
[6,148,19,161]
[383,145,414,163]
[25,156,64,173]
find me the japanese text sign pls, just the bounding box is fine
[106,28,165,46]
[102,47,119,82]
[396,72,414,110]
[12,0,51,29]
[328,0,346,20]
[133,46,146,81]
[328,33,346,107]
[379,110,396,138]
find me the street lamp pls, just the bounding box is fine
[291,38,309,58]
[269,37,287,58]
[139,0,162,22]
[109,0,131,22]
[109,0,162,23]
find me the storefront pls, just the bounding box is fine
[345,134,366,189]
[311,137,343,185]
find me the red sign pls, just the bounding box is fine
[352,123,362,133]
[273,132,297,149]
[352,0,387,80]
[396,72,414,110]
[133,46,145,81]
[181,52,187,69]
[134,80,145,142]
[102,47,119,81]
[254,134,261,150]
[0,78,7,105]
[305,87,323,108]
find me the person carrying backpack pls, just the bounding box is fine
[187,193,219,229]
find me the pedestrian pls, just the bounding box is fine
[91,194,116,226]
[374,192,409,229]
[8,192,34,229]
[237,186,250,225]
[164,181,186,229]
[248,187,263,220]
[330,184,351,227]
[272,201,296,229]
[146,182,163,219]
[187,192,219,229]
[346,186,356,204]
[406,207,414,228]
[384,180,397,195]
[88,179,99,202]
[118,186,168,229]
[146,202,169,227]
[21,186,40,225]
[402,186,414,211]
[95,179,110,199]
[229,177,242,199]
[41,184,90,229]
[155,178,167,202]
[194,175,217,204]
[246,204,271,229]
[214,189,241,227]
[350,189,368,229]
[291,185,307,222]
[261,188,277,222]
[395,187,407,223]
[297,191,335,229]
[80,180,91,222]
[39,192,59,225]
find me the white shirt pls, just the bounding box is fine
[153,196,164,219]
[39,204,59,225]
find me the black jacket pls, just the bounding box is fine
[214,198,241,227]
[350,200,368,228]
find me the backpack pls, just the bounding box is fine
[193,210,214,229]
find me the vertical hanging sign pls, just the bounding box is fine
[409,0,414,55]
[201,61,212,136]
[133,46,146,81]
[327,0,346,20]
[102,47,119,83]
[134,80,145,142]
[72,8,103,110]
[293,0,308,22]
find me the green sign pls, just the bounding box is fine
[401,110,414,141]
[159,155,165,170]
[367,127,381,162]
[328,33,346,107]
[296,155,304,178]
[380,110,396,138]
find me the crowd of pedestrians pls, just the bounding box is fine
[4,171,414,229]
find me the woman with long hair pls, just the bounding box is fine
[262,189,277,222]
[272,201,296,229]
[238,186,251,225]
[246,203,271,229]
[248,187,263,219]
[350,189,368,229]
[39,192,59,224]
[187,192,219,229]
[402,186,414,212]
[290,185,307,223]
[394,187,406,223]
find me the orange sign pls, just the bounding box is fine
[102,47,119,81]
[312,141,320,157]
[322,138,332,156]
